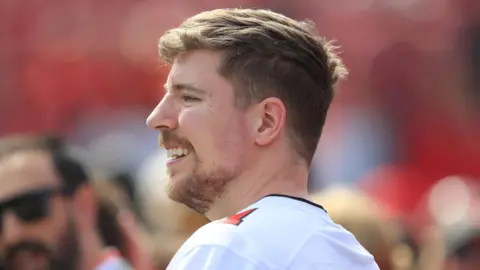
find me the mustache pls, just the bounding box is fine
[4,241,52,262]
[159,131,191,148]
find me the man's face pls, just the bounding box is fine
[147,50,254,214]
[0,150,79,270]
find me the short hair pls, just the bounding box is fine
[0,134,88,195]
[159,8,348,164]
[0,134,130,256]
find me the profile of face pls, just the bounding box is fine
[0,150,79,270]
[146,50,256,214]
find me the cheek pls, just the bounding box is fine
[178,108,204,135]
[41,198,70,245]
[178,108,215,160]
[214,119,249,154]
[179,105,250,166]
[8,199,69,249]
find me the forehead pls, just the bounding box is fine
[0,150,60,200]
[167,50,233,96]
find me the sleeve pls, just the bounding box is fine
[170,245,266,270]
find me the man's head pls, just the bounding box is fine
[147,8,347,214]
[0,135,90,270]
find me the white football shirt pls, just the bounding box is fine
[167,194,379,270]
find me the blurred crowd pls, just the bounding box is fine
[0,0,479,269]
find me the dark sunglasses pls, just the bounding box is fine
[0,188,63,232]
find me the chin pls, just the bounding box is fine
[165,175,215,214]
[164,174,188,200]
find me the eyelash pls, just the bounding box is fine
[181,94,200,102]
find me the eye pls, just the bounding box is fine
[181,94,200,103]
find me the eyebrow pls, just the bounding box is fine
[163,83,207,95]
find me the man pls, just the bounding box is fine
[147,8,379,270]
[0,135,132,270]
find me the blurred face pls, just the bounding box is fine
[147,50,253,214]
[0,150,78,270]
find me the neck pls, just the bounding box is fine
[205,151,309,220]
[78,230,107,270]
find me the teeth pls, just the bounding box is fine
[167,147,190,159]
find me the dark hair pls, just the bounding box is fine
[159,8,348,164]
[0,134,127,256]
[0,134,87,195]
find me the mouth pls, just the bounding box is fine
[10,252,49,270]
[166,147,191,164]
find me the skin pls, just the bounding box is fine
[0,150,104,270]
[147,49,310,221]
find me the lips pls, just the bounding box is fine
[159,132,193,164]
[10,251,49,270]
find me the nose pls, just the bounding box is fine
[1,212,25,245]
[146,96,178,131]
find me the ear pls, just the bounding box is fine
[72,183,98,230]
[251,97,286,146]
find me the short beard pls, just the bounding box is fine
[165,165,236,216]
[54,220,80,270]
[3,219,79,270]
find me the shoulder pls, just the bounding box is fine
[173,208,264,263]
[171,195,378,269]
[167,212,270,270]
[174,200,328,268]
[167,241,269,270]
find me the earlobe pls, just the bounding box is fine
[254,97,286,146]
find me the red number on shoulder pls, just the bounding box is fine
[223,208,257,226]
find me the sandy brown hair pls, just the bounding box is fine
[159,8,347,164]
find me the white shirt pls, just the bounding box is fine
[94,248,132,270]
[167,195,379,270]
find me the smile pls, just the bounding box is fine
[166,147,191,164]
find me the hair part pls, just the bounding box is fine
[158,8,348,164]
